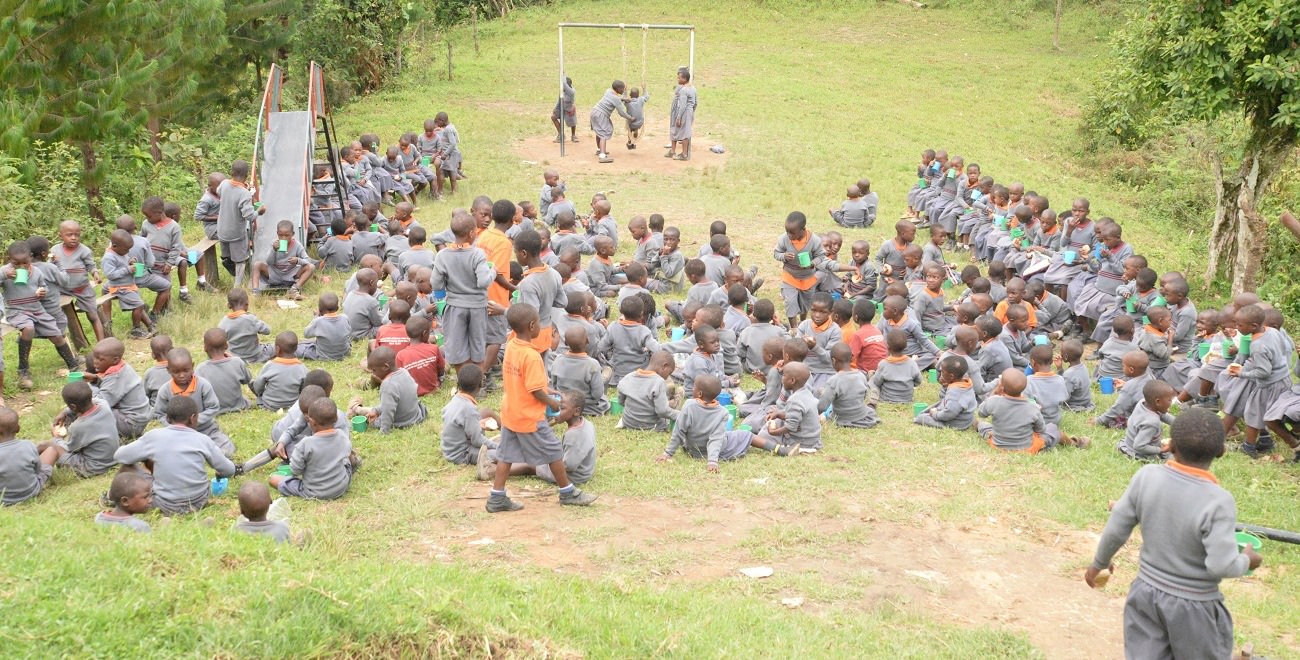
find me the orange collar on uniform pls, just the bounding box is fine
[228,180,248,189]
[457,392,478,405]
[226,310,247,319]
[170,378,197,396]
[924,287,944,298]
[334,234,352,241]
[695,398,719,407]
[619,319,640,327]
[101,361,126,377]
[635,369,656,376]
[884,355,910,364]
[948,378,972,389]
[811,317,834,333]
[1145,324,1166,337]
[888,312,909,327]
[271,357,301,365]
[1167,460,1218,484]
[595,255,612,265]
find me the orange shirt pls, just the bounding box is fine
[781,231,818,291]
[501,337,549,432]
[476,227,513,307]
[993,300,1038,329]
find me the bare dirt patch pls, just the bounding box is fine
[404,489,1124,658]
[512,115,729,176]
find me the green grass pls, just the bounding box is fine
[2,0,1299,657]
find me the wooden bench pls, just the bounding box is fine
[61,292,118,350]
[191,238,221,288]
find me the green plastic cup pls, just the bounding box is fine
[435,300,446,315]
[13,268,28,285]
[913,402,928,416]
[927,369,938,383]
[133,262,146,277]
[434,333,445,346]
[421,156,431,167]
[351,415,368,433]
[278,239,288,252]
[1125,298,1136,313]
[1152,295,1167,307]
[933,335,947,349]
[1198,342,1211,359]
[1021,239,1031,248]
[377,294,388,307]
[67,372,84,383]
[370,223,379,233]
[875,302,884,318]
[797,252,811,268]
[1236,531,1263,574]
[274,464,293,477]
[609,396,623,416]
[737,424,753,433]
[1240,334,1252,357]
[1221,339,1232,356]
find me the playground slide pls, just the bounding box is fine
[257,110,311,256]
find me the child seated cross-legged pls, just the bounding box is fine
[343,268,386,342]
[738,338,790,427]
[596,296,660,389]
[818,343,880,428]
[233,482,291,544]
[1094,314,1139,383]
[316,217,356,272]
[757,362,823,455]
[876,294,939,371]
[486,304,598,512]
[1058,340,1095,413]
[348,347,427,434]
[914,355,978,430]
[1094,351,1153,429]
[45,382,118,478]
[1024,344,1073,432]
[80,337,151,439]
[506,391,596,485]
[298,292,352,361]
[371,299,413,353]
[440,365,500,470]
[617,350,681,431]
[0,406,59,506]
[978,368,1087,454]
[114,396,237,515]
[153,348,236,458]
[195,329,252,415]
[241,383,348,475]
[658,375,792,471]
[678,325,737,400]
[1118,380,1176,461]
[1086,408,1260,660]
[251,332,309,413]
[94,470,153,533]
[871,330,922,404]
[550,326,609,416]
[269,398,359,501]
[219,288,273,364]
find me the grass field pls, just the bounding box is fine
[2,1,1298,657]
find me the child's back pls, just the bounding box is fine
[234,518,291,543]
[818,370,877,428]
[439,392,488,464]
[1026,372,1069,426]
[738,323,785,374]
[977,394,1048,453]
[1119,402,1173,459]
[61,402,119,476]
[1095,336,1138,381]
[871,356,922,403]
[252,358,308,412]
[317,235,355,271]
[113,424,236,513]
[617,369,678,431]
[550,352,609,416]
[1062,362,1094,411]
[290,428,354,499]
[196,354,252,414]
[343,289,384,341]
[302,313,353,360]
[598,321,659,387]
[377,368,427,432]
[0,437,48,505]
[219,311,272,363]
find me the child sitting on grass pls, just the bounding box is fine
[80,337,150,439]
[142,336,174,406]
[153,348,235,457]
[550,326,609,416]
[45,382,118,477]
[617,350,681,432]
[797,292,841,392]
[679,325,737,400]
[233,482,291,543]
[1087,408,1260,659]
[738,299,785,374]
[1118,380,1176,461]
[1094,314,1139,383]
[659,375,794,471]
[94,470,153,533]
[440,365,499,467]
[269,398,359,501]
[114,396,237,515]
[316,217,355,272]
[396,316,446,396]
[877,294,939,371]
[195,329,252,415]
[1137,305,1174,382]
[241,383,348,475]
[979,369,1087,453]
[506,391,596,485]
[818,344,879,428]
[1094,351,1153,429]
[1058,340,1094,412]
[596,296,660,389]
[1024,345,1070,428]
[371,299,412,353]
[0,406,58,505]
[976,315,1014,384]
[758,362,822,454]
[219,288,272,363]
[298,292,352,361]
[914,355,978,430]
[349,347,427,434]
[251,332,309,413]
[829,185,871,228]
[872,330,923,404]
[343,268,386,341]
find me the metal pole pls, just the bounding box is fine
[689,28,695,78]
[558,26,565,157]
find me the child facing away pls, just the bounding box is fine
[501,391,597,486]
[152,348,235,458]
[773,211,827,327]
[829,185,872,228]
[550,326,609,416]
[114,396,237,515]
[872,330,923,404]
[298,292,352,361]
[847,299,886,373]
[597,296,660,388]
[659,374,796,471]
[0,406,61,506]
[233,482,291,544]
[914,355,978,430]
[241,383,347,475]
[757,362,824,454]
[316,217,356,272]
[1086,408,1260,660]
[1118,380,1176,461]
[3,240,85,387]
[1024,344,1071,429]
[79,337,150,438]
[216,159,266,288]
[268,398,359,501]
[1094,351,1153,429]
[251,332,309,413]
[1094,314,1139,383]
[978,369,1087,453]
[818,344,880,428]
[348,347,427,434]
[94,470,153,532]
[617,350,681,432]
[1058,340,1095,413]
[219,288,272,363]
[440,365,499,467]
[45,381,118,478]
[195,328,252,414]
[251,220,316,300]
[430,213,494,370]
[485,304,597,512]
[396,316,446,397]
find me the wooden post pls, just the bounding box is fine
[447,40,453,80]
[1053,0,1063,50]
[472,6,479,55]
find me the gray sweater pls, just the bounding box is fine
[1025,372,1070,426]
[289,429,353,499]
[94,363,151,435]
[114,425,236,511]
[738,323,785,374]
[215,179,255,243]
[343,290,385,340]
[616,369,679,431]
[1062,363,1094,410]
[1094,337,1138,382]
[431,244,493,307]
[439,393,487,464]
[1092,463,1250,600]
[597,321,659,387]
[557,421,597,485]
[376,368,426,433]
[680,351,729,398]
[779,388,822,450]
[153,378,226,445]
[1097,370,1153,426]
[871,356,922,403]
[302,314,354,360]
[95,512,152,532]
[665,400,732,463]
[817,370,874,427]
[195,355,252,414]
[797,320,841,375]
[316,237,355,271]
[219,312,271,364]
[234,519,291,543]
[252,359,308,412]
[0,439,44,505]
[550,352,609,416]
[977,395,1046,451]
[62,402,119,476]
[1119,402,1174,459]
[927,380,978,429]
[517,264,567,336]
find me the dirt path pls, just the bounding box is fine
[406,490,1125,658]
[514,114,729,175]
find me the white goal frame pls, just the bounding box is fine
[557,22,695,157]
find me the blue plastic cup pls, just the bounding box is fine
[717,391,732,406]
[1062,250,1078,265]
[671,327,685,341]
[1099,376,1115,394]
[1034,334,1049,346]
[211,477,229,496]
[831,291,842,300]
[187,250,199,265]
[1024,365,1035,375]
[433,289,447,300]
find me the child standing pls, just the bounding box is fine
[1086,408,1259,659]
[513,229,569,360]
[114,396,237,514]
[3,241,83,388]
[1222,304,1293,458]
[666,69,697,160]
[914,355,978,430]
[152,348,235,457]
[773,212,826,327]
[348,347,427,433]
[195,328,252,414]
[251,333,309,413]
[219,288,272,363]
[431,214,494,372]
[215,160,265,288]
[52,220,107,342]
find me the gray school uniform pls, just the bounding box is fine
[876,315,940,371]
[375,368,426,433]
[590,89,633,140]
[0,439,50,505]
[772,231,826,314]
[2,267,61,336]
[517,264,567,344]
[31,261,69,330]
[283,429,354,500]
[1097,370,1153,427]
[665,401,751,463]
[273,404,350,458]
[540,182,566,218]
[299,314,353,360]
[343,290,385,341]
[624,95,649,130]
[94,363,151,438]
[397,246,435,278]
[1094,337,1138,382]
[871,356,922,403]
[251,359,308,413]
[700,253,730,287]
[1091,464,1248,660]
[1118,402,1173,459]
[873,239,908,291]
[1169,301,1199,354]
[144,218,184,271]
[1026,372,1070,426]
[615,284,650,307]
[439,393,489,465]
[1035,292,1072,334]
[684,281,719,307]
[316,237,355,271]
[723,306,750,335]
[740,365,784,426]
[915,380,978,430]
[1221,328,1293,428]
[679,351,729,398]
[977,338,1014,384]
[57,401,119,477]
[1062,363,1095,411]
[219,312,273,364]
[920,242,945,268]
[938,350,988,398]
[434,123,461,173]
[909,288,950,335]
[617,369,679,431]
[633,234,663,265]
[153,377,235,456]
[597,321,660,387]
[534,421,596,485]
[550,352,609,415]
[100,250,144,311]
[216,179,256,264]
[143,364,170,406]
[549,230,592,256]
[584,257,620,296]
[195,355,252,414]
[831,198,871,228]
[431,244,492,364]
[1137,328,1173,379]
[195,191,221,239]
[259,239,311,288]
[797,320,841,379]
[778,388,822,450]
[53,243,99,312]
[350,231,387,263]
[543,199,577,227]
[668,84,696,141]
[818,370,878,428]
[588,216,619,251]
[96,512,152,533]
[114,425,236,514]
[999,327,1032,369]
[977,395,1059,451]
[647,249,686,292]
[234,519,291,543]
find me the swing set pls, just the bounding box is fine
[556,22,695,157]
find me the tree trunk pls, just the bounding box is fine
[148,115,163,163]
[1204,129,1291,293]
[1053,0,1063,50]
[79,141,106,222]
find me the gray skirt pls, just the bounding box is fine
[1264,385,1300,423]
[590,109,614,140]
[669,110,694,141]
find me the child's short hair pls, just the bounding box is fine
[408,226,427,245]
[227,288,249,309]
[458,364,483,393]
[150,334,174,360]
[810,292,833,310]
[708,220,727,236]
[164,201,182,219]
[275,331,298,355]
[695,305,723,331]
[938,354,968,379]
[956,302,981,325]
[61,381,93,409]
[648,214,665,232]
[886,329,908,353]
[830,342,852,364]
[330,216,348,237]
[831,299,853,321]
[1135,268,1158,290]
[635,292,657,320]
[693,323,718,346]
[785,211,807,230]
[26,235,50,260]
[987,261,1007,280]
[1005,305,1028,324]
[386,299,411,324]
[782,338,809,362]
[1112,314,1135,337]
[562,389,587,415]
[308,397,339,427]
[1143,379,1174,407]
[1000,369,1027,397]
[693,374,722,402]
[976,315,1003,340]
[851,299,875,325]
[619,296,644,322]
[405,316,431,341]
[970,277,991,294]
[624,261,647,284]
[108,470,152,505]
[684,259,706,280]
[1028,344,1053,366]
[726,284,749,308]
[1060,340,1084,363]
[238,481,273,520]
[317,292,340,314]
[304,369,334,394]
[709,234,730,255]
[165,394,199,423]
[1169,408,1225,464]
[1146,306,1171,326]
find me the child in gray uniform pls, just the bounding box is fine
[0,406,59,506]
[876,294,939,371]
[623,87,649,149]
[914,356,977,430]
[153,348,235,457]
[46,382,118,477]
[1118,380,1176,460]
[316,217,355,272]
[53,220,108,342]
[617,351,681,432]
[758,363,823,453]
[1094,315,1139,382]
[818,344,879,428]
[829,185,871,228]
[440,365,498,467]
[251,333,309,413]
[94,470,153,533]
[979,369,1085,453]
[219,288,272,363]
[659,374,791,472]
[215,160,264,288]
[114,395,237,515]
[252,220,316,299]
[298,293,353,360]
[430,213,493,368]
[80,337,150,438]
[3,240,84,387]
[773,212,827,327]
[1058,340,1094,412]
[589,80,634,163]
[349,347,426,433]
[552,80,578,143]
[666,69,696,160]
[269,398,358,501]
[1094,351,1153,429]
[343,268,386,341]
[677,325,735,400]
[796,293,842,392]
[233,482,291,543]
[596,296,660,388]
[140,196,187,304]
[195,328,252,414]
[738,300,785,374]
[508,391,597,485]
[1087,408,1259,660]
[871,330,923,404]
[550,326,609,416]
[26,236,70,335]
[1024,345,1070,427]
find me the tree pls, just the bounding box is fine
[1088,0,1300,293]
[132,0,228,162]
[224,0,305,90]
